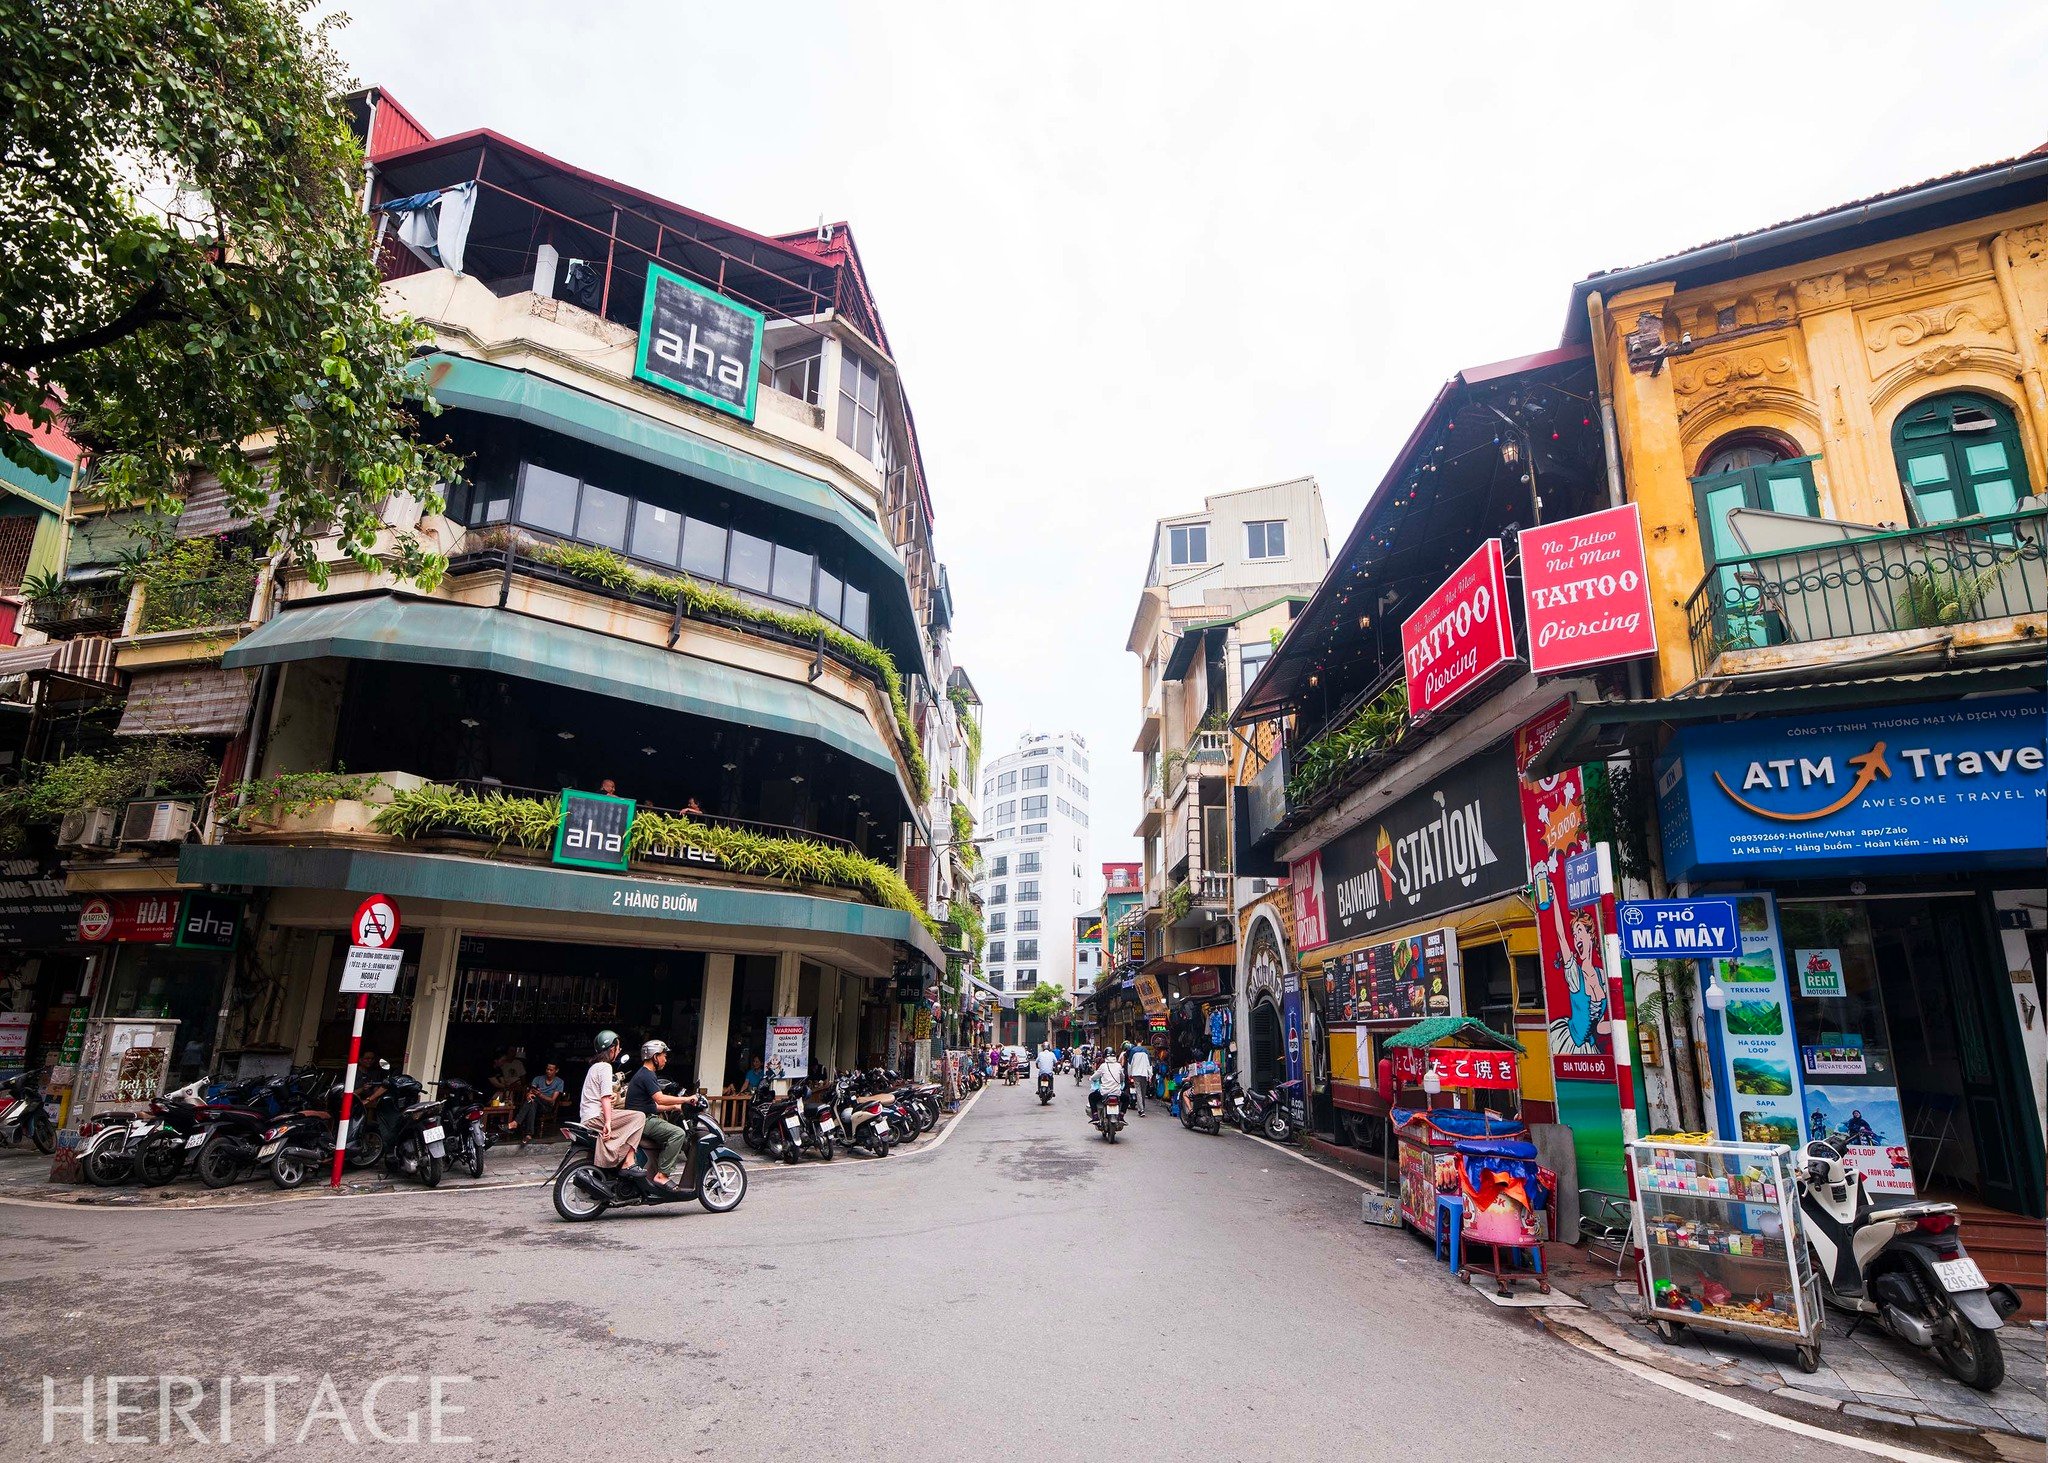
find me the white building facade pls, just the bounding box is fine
[975,732,1094,1025]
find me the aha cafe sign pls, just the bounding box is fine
[1518,503,1658,675]
[1402,538,1515,717]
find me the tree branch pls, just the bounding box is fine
[0,277,175,372]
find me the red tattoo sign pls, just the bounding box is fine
[1518,504,1658,675]
[1402,538,1514,716]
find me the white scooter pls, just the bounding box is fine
[1797,1133,2021,1392]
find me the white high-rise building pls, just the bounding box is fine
[975,731,1093,1039]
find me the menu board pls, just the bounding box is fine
[1324,927,1461,1024]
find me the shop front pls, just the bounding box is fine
[77,891,243,1091]
[0,853,90,1079]
[1656,692,2047,1221]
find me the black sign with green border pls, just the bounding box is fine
[553,790,637,872]
[632,265,764,422]
[175,891,243,951]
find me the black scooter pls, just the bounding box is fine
[1225,1076,1301,1143]
[551,1093,747,1220]
[435,1078,490,1179]
[0,1069,57,1154]
[1037,1070,1055,1105]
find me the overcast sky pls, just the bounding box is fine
[328,0,2047,872]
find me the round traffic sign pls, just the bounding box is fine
[78,897,114,943]
[351,894,401,949]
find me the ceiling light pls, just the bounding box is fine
[556,731,575,741]
[790,774,805,785]
[641,746,657,756]
[721,761,737,772]
[460,718,480,729]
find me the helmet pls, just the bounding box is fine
[594,1029,620,1054]
[641,1039,670,1060]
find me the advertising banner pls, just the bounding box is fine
[633,265,765,421]
[1518,503,1658,675]
[77,893,179,945]
[1291,746,1523,950]
[1427,1047,1519,1091]
[1516,702,1614,1084]
[1704,893,1806,1150]
[1657,693,2046,880]
[0,856,84,947]
[554,790,636,872]
[764,1016,811,1080]
[1323,927,1461,1024]
[1403,538,1515,717]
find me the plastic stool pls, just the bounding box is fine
[1434,1194,1465,1274]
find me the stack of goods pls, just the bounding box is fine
[1640,1149,1779,1203]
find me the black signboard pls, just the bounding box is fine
[1307,744,1524,945]
[175,892,243,952]
[0,857,85,947]
[1324,927,1460,1024]
[633,265,765,422]
[553,791,637,872]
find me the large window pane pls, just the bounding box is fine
[728,531,773,593]
[816,569,843,623]
[680,518,727,578]
[841,585,870,638]
[519,464,579,536]
[577,484,630,551]
[630,504,682,566]
[770,545,814,605]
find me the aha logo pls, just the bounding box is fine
[651,322,747,393]
[563,817,623,855]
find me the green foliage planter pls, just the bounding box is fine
[1165,881,1192,923]
[521,541,931,801]
[226,769,388,831]
[0,741,218,849]
[135,536,261,633]
[1285,680,1409,808]
[372,785,939,940]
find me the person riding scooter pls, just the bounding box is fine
[626,1040,694,1190]
[1088,1049,1125,1125]
[1034,1044,1057,1104]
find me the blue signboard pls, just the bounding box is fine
[1657,693,2045,880]
[1616,898,1740,959]
[1564,850,1601,908]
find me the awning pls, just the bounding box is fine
[117,665,258,737]
[221,595,907,790]
[0,643,59,679]
[180,843,944,968]
[1381,1016,1524,1053]
[1143,939,1235,973]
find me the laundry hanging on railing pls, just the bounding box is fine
[379,182,477,275]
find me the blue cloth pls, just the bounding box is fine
[1567,975,1600,1047]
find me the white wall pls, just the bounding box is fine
[975,731,1093,1001]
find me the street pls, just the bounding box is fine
[0,1084,1870,1461]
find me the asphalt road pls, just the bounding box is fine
[0,1083,1868,1460]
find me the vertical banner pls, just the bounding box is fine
[1516,703,1614,1084]
[1289,850,1328,951]
[1281,971,1305,1122]
[1705,893,1806,1150]
[763,1016,812,1080]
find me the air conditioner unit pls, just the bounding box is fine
[118,799,197,847]
[57,806,120,851]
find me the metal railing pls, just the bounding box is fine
[1189,727,1229,763]
[21,582,129,637]
[1686,507,2047,677]
[136,571,259,634]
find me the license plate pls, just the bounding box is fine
[1934,1257,1987,1292]
[874,1119,890,1133]
[184,1132,205,1148]
[420,1126,445,1145]
[426,1140,445,1158]
[257,1140,282,1159]
[784,1115,802,1131]
[820,1118,836,1132]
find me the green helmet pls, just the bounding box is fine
[595,1029,620,1054]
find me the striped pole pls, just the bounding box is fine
[330,994,368,1190]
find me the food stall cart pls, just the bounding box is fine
[1628,1136,1823,1372]
[1384,1018,1531,1244]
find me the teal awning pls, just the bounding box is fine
[0,445,71,513]
[222,595,907,791]
[180,844,942,966]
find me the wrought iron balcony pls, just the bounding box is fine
[1686,506,2047,680]
[22,581,129,638]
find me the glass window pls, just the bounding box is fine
[1246,520,1287,558]
[990,856,1008,877]
[577,484,630,551]
[519,464,580,536]
[988,944,1005,965]
[988,885,1006,905]
[629,504,682,566]
[771,338,823,406]
[1168,523,1208,565]
[680,518,727,578]
[1020,765,1048,789]
[989,913,1006,934]
[1892,393,2031,525]
[816,569,843,623]
[841,585,870,639]
[770,545,815,605]
[1241,639,1273,687]
[1018,880,1039,902]
[1022,795,1047,817]
[1016,912,1039,931]
[728,530,773,593]
[1018,852,1040,873]
[1690,455,1821,652]
[996,771,1018,793]
[1017,940,1039,961]
[838,351,883,461]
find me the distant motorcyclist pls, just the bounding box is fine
[1088,1050,1125,1123]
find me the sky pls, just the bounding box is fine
[325,0,2048,870]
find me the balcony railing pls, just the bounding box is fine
[136,571,260,635]
[22,582,129,638]
[419,780,858,857]
[1189,727,1229,764]
[1686,507,2047,679]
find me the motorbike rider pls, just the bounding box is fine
[627,1041,696,1189]
[1088,1048,1125,1123]
[582,1031,647,1175]
[1034,1042,1057,1095]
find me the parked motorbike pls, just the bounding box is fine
[1179,1086,1225,1136]
[1225,1076,1300,1143]
[1096,1088,1124,1143]
[799,1084,838,1160]
[0,1069,57,1154]
[435,1077,491,1179]
[831,1075,895,1157]
[194,1092,283,1189]
[1037,1071,1055,1106]
[128,1083,229,1185]
[258,1106,336,1189]
[550,1095,746,1221]
[1798,1133,2020,1390]
[361,1066,446,1187]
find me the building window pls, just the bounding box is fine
[1018,852,1041,874]
[988,885,1006,905]
[993,800,1016,822]
[1021,795,1048,818]
[1018,880,1039,902]
[989,913,1006,933]
[1020,823,1047,836]
[1017,940,1039,961]
[1241,638,1274,688]
[1017,971,1037,989]
[996,770,1018,793]
[988,942,1005,964]
[770,338,823,406]
[837,350,884,461]
[1020,765,1048,789]
[1691,448,1820,650]
[1892,393,2030,525]
[990,973,1005,991]
[1245,519,1287,559]
[1168,523,1208,566]
[1016,912,1039,932]
[990,855,1008,877]
[518,462,580,536]
[0,515,35,592]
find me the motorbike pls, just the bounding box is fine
[1798,1133,2020,1390]
[435,1077,491,1179]
[194,1088,287,1189]
[1179,1085,1225,1136]
[361,1066,446,1187]
[258,1106,337,1189]
[747,1084,809,1164]
[1037,1071,1055,1105]
[551,1095,747,1221]
[1225,1076,1300,1143]
[799,1085,839,1160]
[126,1082,230,1186]
[831,1075,895,1157]
[1095,1088,1124,1143]
[0,1069,57,1154]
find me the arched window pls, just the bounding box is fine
[1696,428,1803,478]
[1689,432,1820,650]
[1891,392,2031,525]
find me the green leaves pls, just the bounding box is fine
[1,0,461,583]
[1285,680,1409,809]
[225,768,384,829]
